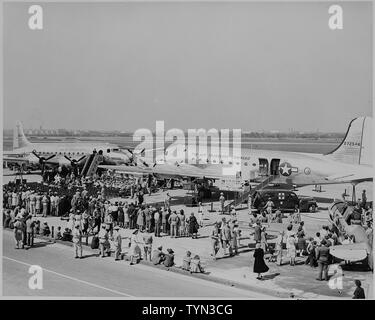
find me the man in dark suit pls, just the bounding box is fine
[316,240,330,281]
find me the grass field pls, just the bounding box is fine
[3,135,340,154]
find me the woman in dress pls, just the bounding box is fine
[286,234,297,266]
[253,242,269,279]
[188,213,199,239]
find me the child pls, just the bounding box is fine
[190,255,205,273]
[182,251,192,271]
[55,226,62,240]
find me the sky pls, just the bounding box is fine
[3,1,373,132]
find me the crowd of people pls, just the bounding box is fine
[245,197,373,288]
[3,173,372,298]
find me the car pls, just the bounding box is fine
[253,189,318,213]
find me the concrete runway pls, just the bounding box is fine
[2,231,272,298]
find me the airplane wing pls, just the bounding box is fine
[3,156,31,164]
[98,163,224,180]
[325,171,373,184]
[329,242,368,261]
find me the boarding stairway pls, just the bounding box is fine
[80,153,103,177]
[223,175,276,212]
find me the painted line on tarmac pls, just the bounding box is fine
[3,256,135,297]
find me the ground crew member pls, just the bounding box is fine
[72,224,83,259]
[219,192,225,214]
[168,210,179,238]
[113,226,122,261]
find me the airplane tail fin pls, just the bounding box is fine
[13,120,31,149]
[326,116,372,166]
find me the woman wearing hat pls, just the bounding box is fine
[253,242,269,280]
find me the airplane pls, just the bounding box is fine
[327,200,373,270]
[98,116,373,198]
[3,121,142,174]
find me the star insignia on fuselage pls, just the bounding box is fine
[279,162,298,177]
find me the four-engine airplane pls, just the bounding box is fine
[99,116,373,195]
[3,121,142,174]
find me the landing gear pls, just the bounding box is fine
[351,182,358,204]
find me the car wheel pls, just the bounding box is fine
[308,204,316,213]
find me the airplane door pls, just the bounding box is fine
[270,159,280,176]
[258,158,269,176]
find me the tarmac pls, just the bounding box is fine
[3,171,373,299]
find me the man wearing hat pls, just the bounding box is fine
[163,249,175,267]
[113,226,122,261]
[264,197,274,216]
[98,224,110,257]
[72,223,83,259]
[168,210,179,238]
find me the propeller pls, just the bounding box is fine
[64,155,86,167]
[32,151,56,175]
[125,148,147,166]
